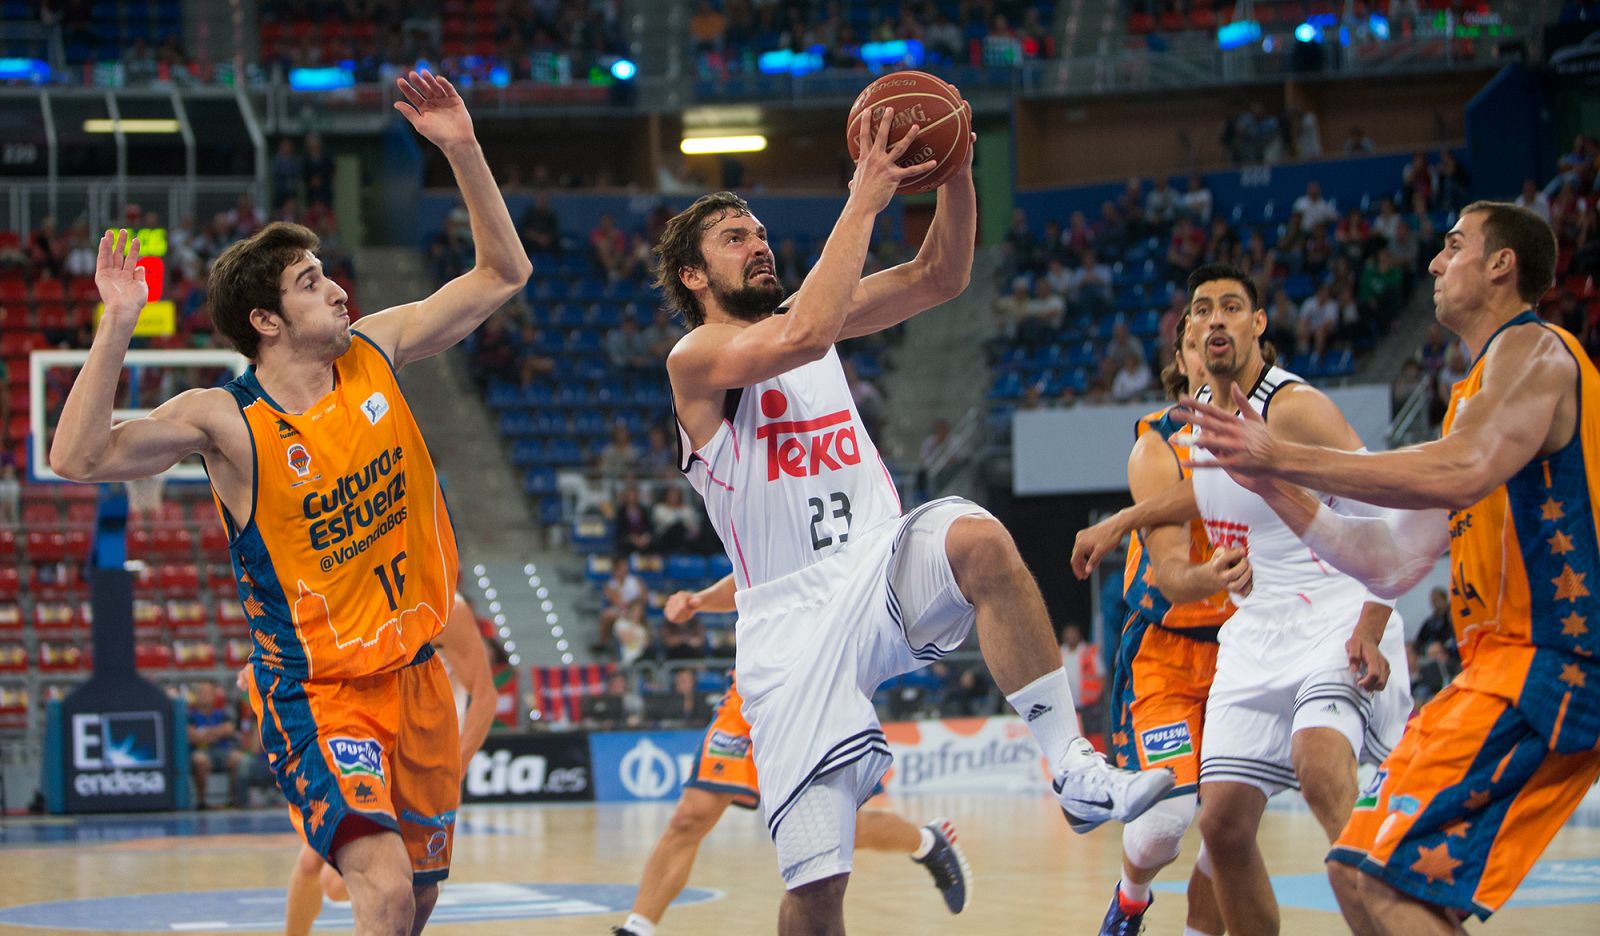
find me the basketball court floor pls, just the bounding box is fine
[2,793,1597,933]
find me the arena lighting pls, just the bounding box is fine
[288,66,355,91]
[1294,23,1319,43]
[83,119,179,134]
[681,134,768,155]
[1217,20,1261,51]
[0,58,49,82]
[859,38,925,69]
[610,58,637,81]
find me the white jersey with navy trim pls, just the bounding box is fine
[1191,364,1370,607]
[678,345,902,591]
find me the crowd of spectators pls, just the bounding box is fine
[691,0,1057,78]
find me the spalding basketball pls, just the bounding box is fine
[846,70,970,196]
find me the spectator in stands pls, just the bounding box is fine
[605,316,652,371]
[1401,151,1437,208]
[430,206,474,285]
[991,278,1032,347]
[1332,281,1361,344]
[1096,201,1129,252]
[1117,177,1147,236]
[515,323,557,388]
[1390,357,1427,411]
[62,220,95,279]
[590,213,629,280]
[1106,319,1144,366]
[845,358,886,440]
[520,191,562,256]
[125,38,157,83]
[302,133,333,209]
[657,668,714,725]
[690,0,727,53]
[270,139,301,209]
[943,666,998,717]
[1343,125,1375,154]
[636,426,675,480]
[1166,216,1206,281]
[1111,353,1152,402]
[1004,208,1041,275]
[1058,623,1104,723]
[0,464,18,526]
[1358,247,1405,331]
[585,672,645,727]
[1435,340,1471,403]
[1369,197,1402,246]
[925,11,963,63]
[1025,276,1066,334]
[1573,197,1600,278]
[659,601,707,661]
[1145,176,1179,230]
[596,552,647,655]
[188,681,245,809]
[1292,180,1339,230]
[1293,109,1322,158]
[1181,172,1213,225]
[1550,182,1589,251]
[1296,281,1340,357]
[599,425,643,479]
[28,216,65,279]
[1335,206,1371,264]
[1436,149,1469,211]
[1043,257,1073,298]
[641,308,684,360]
[470,315,520,386]
[1412,640,1459,706]
[1071,248,1114,317]
[1516,178,1553,222]
[1204,215,1236,265]
[651,483,708,552]
[1302,221,1333,277]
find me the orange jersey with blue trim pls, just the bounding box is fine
[1122,406,1234,637]
[1443,312,1600,750]
[212,333,459,681]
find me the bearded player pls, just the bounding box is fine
[659,101,1170,934]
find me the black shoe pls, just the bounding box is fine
[912,818,972,914]
[1098,882,1152,935]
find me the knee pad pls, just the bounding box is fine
[1121,793,1196,870]
[773,778,856,890]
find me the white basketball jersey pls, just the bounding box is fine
[678,345,902,590]
[1192,365,1370,607]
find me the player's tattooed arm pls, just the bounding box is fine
[354,70,532,369]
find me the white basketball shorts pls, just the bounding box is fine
[1199,583,1412,797]
[734,496,991,888]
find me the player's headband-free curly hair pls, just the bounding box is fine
[653,191,753,330]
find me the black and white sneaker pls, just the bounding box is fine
[912,819,972,914]
[1053,738,1174,834]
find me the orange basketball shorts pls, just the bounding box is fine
[1109,612,1219,797]
[248,644,461,884]
[1330,682,1600,920]
[686,679,761,809]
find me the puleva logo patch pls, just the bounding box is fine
[1355,768,1387,811]
[361,392,390,426]
[287,443,312,478]
[327,737,384,782]
[1138,721,1194,764]
[707,729,750,759]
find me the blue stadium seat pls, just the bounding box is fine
[539,496,564,526]
[498,412,532,436]
[666,553,708,583]
[1284,274,1315,302]
[523,468,558,496]
[989,371,1023,400]
[708,553,733,579]
[585,554,613,586]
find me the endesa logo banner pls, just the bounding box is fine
[880,716,1049,796]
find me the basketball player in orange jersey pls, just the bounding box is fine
[284,592,497,936]
[49,69,530,936]
[1177,202,1600,933]
[614,574,971,936]
[659,104,1170,935]
[1100,314,1243,935]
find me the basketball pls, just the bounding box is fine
[845,70,970,196]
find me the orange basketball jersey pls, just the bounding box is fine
[1442,312,1600,750]
[1122,406,1234,635]
[213,332,459,681]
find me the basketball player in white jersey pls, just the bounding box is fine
[280,592,496,936]
[657,104,1172,934]
[1069,263,1411,936]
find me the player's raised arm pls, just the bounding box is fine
[353,70,532,369]
[668,107,933,393]
[1181,324,1573,510]
[51,230,218,482]
[839,101,976,339]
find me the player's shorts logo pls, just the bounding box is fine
[707,729,750,759]
[327,737,384,782]
[1354,768,1387,811]
[287,443,312,478]
[1138,721,1194,764]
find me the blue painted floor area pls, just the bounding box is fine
[0,809,509,846]
[1154,857,1600,913]
[0,883,722,931]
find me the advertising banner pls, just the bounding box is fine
[881,716,1048,796]
[461,732,593,804]
[588,729,705,803]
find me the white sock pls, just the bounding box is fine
[1005,669,1085,773]
[911,825,935,861]
[1119,877,1152,904]
[623,913,656,936]
[1183,928,1221,936]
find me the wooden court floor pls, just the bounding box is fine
[1,793,1598,933]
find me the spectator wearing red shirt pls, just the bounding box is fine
[590,213,629,280]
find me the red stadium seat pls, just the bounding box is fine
[167,599,208,634]
[32,278,63,302]
[0,604,21,632]
[133,599,167,634]
[0,641,26,672]
[136,642,174,671]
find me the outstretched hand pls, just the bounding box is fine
[95,229,147,325]
[848,105,937,213]
[1175,384,1279,475]
[1070,515,1128,579]
[394,69,475,150]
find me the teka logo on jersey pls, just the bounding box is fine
[754,389,863,481]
